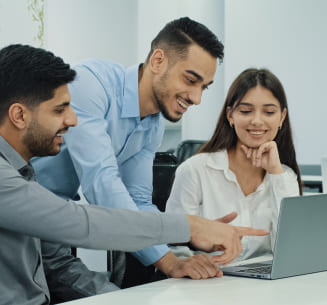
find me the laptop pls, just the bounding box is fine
[221,194,327,279]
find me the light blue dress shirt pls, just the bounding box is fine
[33,59,169,265]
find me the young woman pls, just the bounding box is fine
[166,68,302,262]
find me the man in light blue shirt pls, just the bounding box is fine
[0,43,268,304]
[33,17,225,286]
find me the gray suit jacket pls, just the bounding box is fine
[41,241,120,303]
[0,136,189,305]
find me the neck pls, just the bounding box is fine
[138,64,160,118]
[228,143,265,196]
[0,125,30,162]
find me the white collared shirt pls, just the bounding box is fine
[166,149,300,262]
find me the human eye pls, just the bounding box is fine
[54,107,65,114]
[184,73,197,85]
[264,108,277,115]
[238,108,252,114]
[186,77,196,84]
[237,104,252,114]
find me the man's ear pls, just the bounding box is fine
[8,103,30,130]
[149,49,168,74]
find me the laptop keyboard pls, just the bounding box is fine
[237,263,272,274]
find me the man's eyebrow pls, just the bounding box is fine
[54,101,70,108]
[185,70,214,86]
[185,70,203,82]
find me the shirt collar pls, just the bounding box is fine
[205,149,267,191]
[206,149,229,171]
[0,135,35,180]
[205,149,238,183]
[121,64,141,119]
[0,135,27,171]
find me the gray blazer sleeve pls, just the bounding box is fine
[42,241,119,303]
[0,162,190,251]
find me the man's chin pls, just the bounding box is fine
[162,111,183,123]
[35,147,61,157]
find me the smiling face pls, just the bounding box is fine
[227,85,287,149]
[22,84,77,159]
[152,44,217,122]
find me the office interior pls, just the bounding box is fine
[1,0,326,274]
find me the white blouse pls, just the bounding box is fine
[166,149,300,263]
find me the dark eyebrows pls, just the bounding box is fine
[186,70,203,82]
[185,70,214,86]
[263,104,279,108]
[239,102,279,108]
[54,101,70,109]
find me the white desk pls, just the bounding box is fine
[62,271,327,305]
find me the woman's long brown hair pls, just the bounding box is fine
[200,68,302,194]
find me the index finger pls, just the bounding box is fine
[216,211,238,224]
[236,226,270,237]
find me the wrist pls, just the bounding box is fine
[268,164,284,175]
[186,214,202,239]
[153,251,178,276]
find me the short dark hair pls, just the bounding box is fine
[200,68,302,194]
[145,17,224,64]
[0,44,76,123]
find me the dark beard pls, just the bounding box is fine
[22,120,59,157]
[153,91,181,123]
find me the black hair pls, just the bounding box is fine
[0,44,76,123]
[146,17,224,64]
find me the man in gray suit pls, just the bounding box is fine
[0,44,268,305]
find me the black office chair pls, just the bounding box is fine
[175,139,206,165]
[152,152,178,212]
[299,164,322,193]
[109,152,178,288]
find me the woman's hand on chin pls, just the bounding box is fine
[241,141,284,174]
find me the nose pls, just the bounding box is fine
[64,106,78,127]
[251,111,263,126]
[188,87,203,106]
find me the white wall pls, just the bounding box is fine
[0,0,39,47]
[46,0,138,66]
[224,0,327,164]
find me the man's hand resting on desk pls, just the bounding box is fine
[186,213,269,266]
[154,251,223,280]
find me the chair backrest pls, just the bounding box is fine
[175,139,206,165]
[152,152,178,212]
[299,164,322,193]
